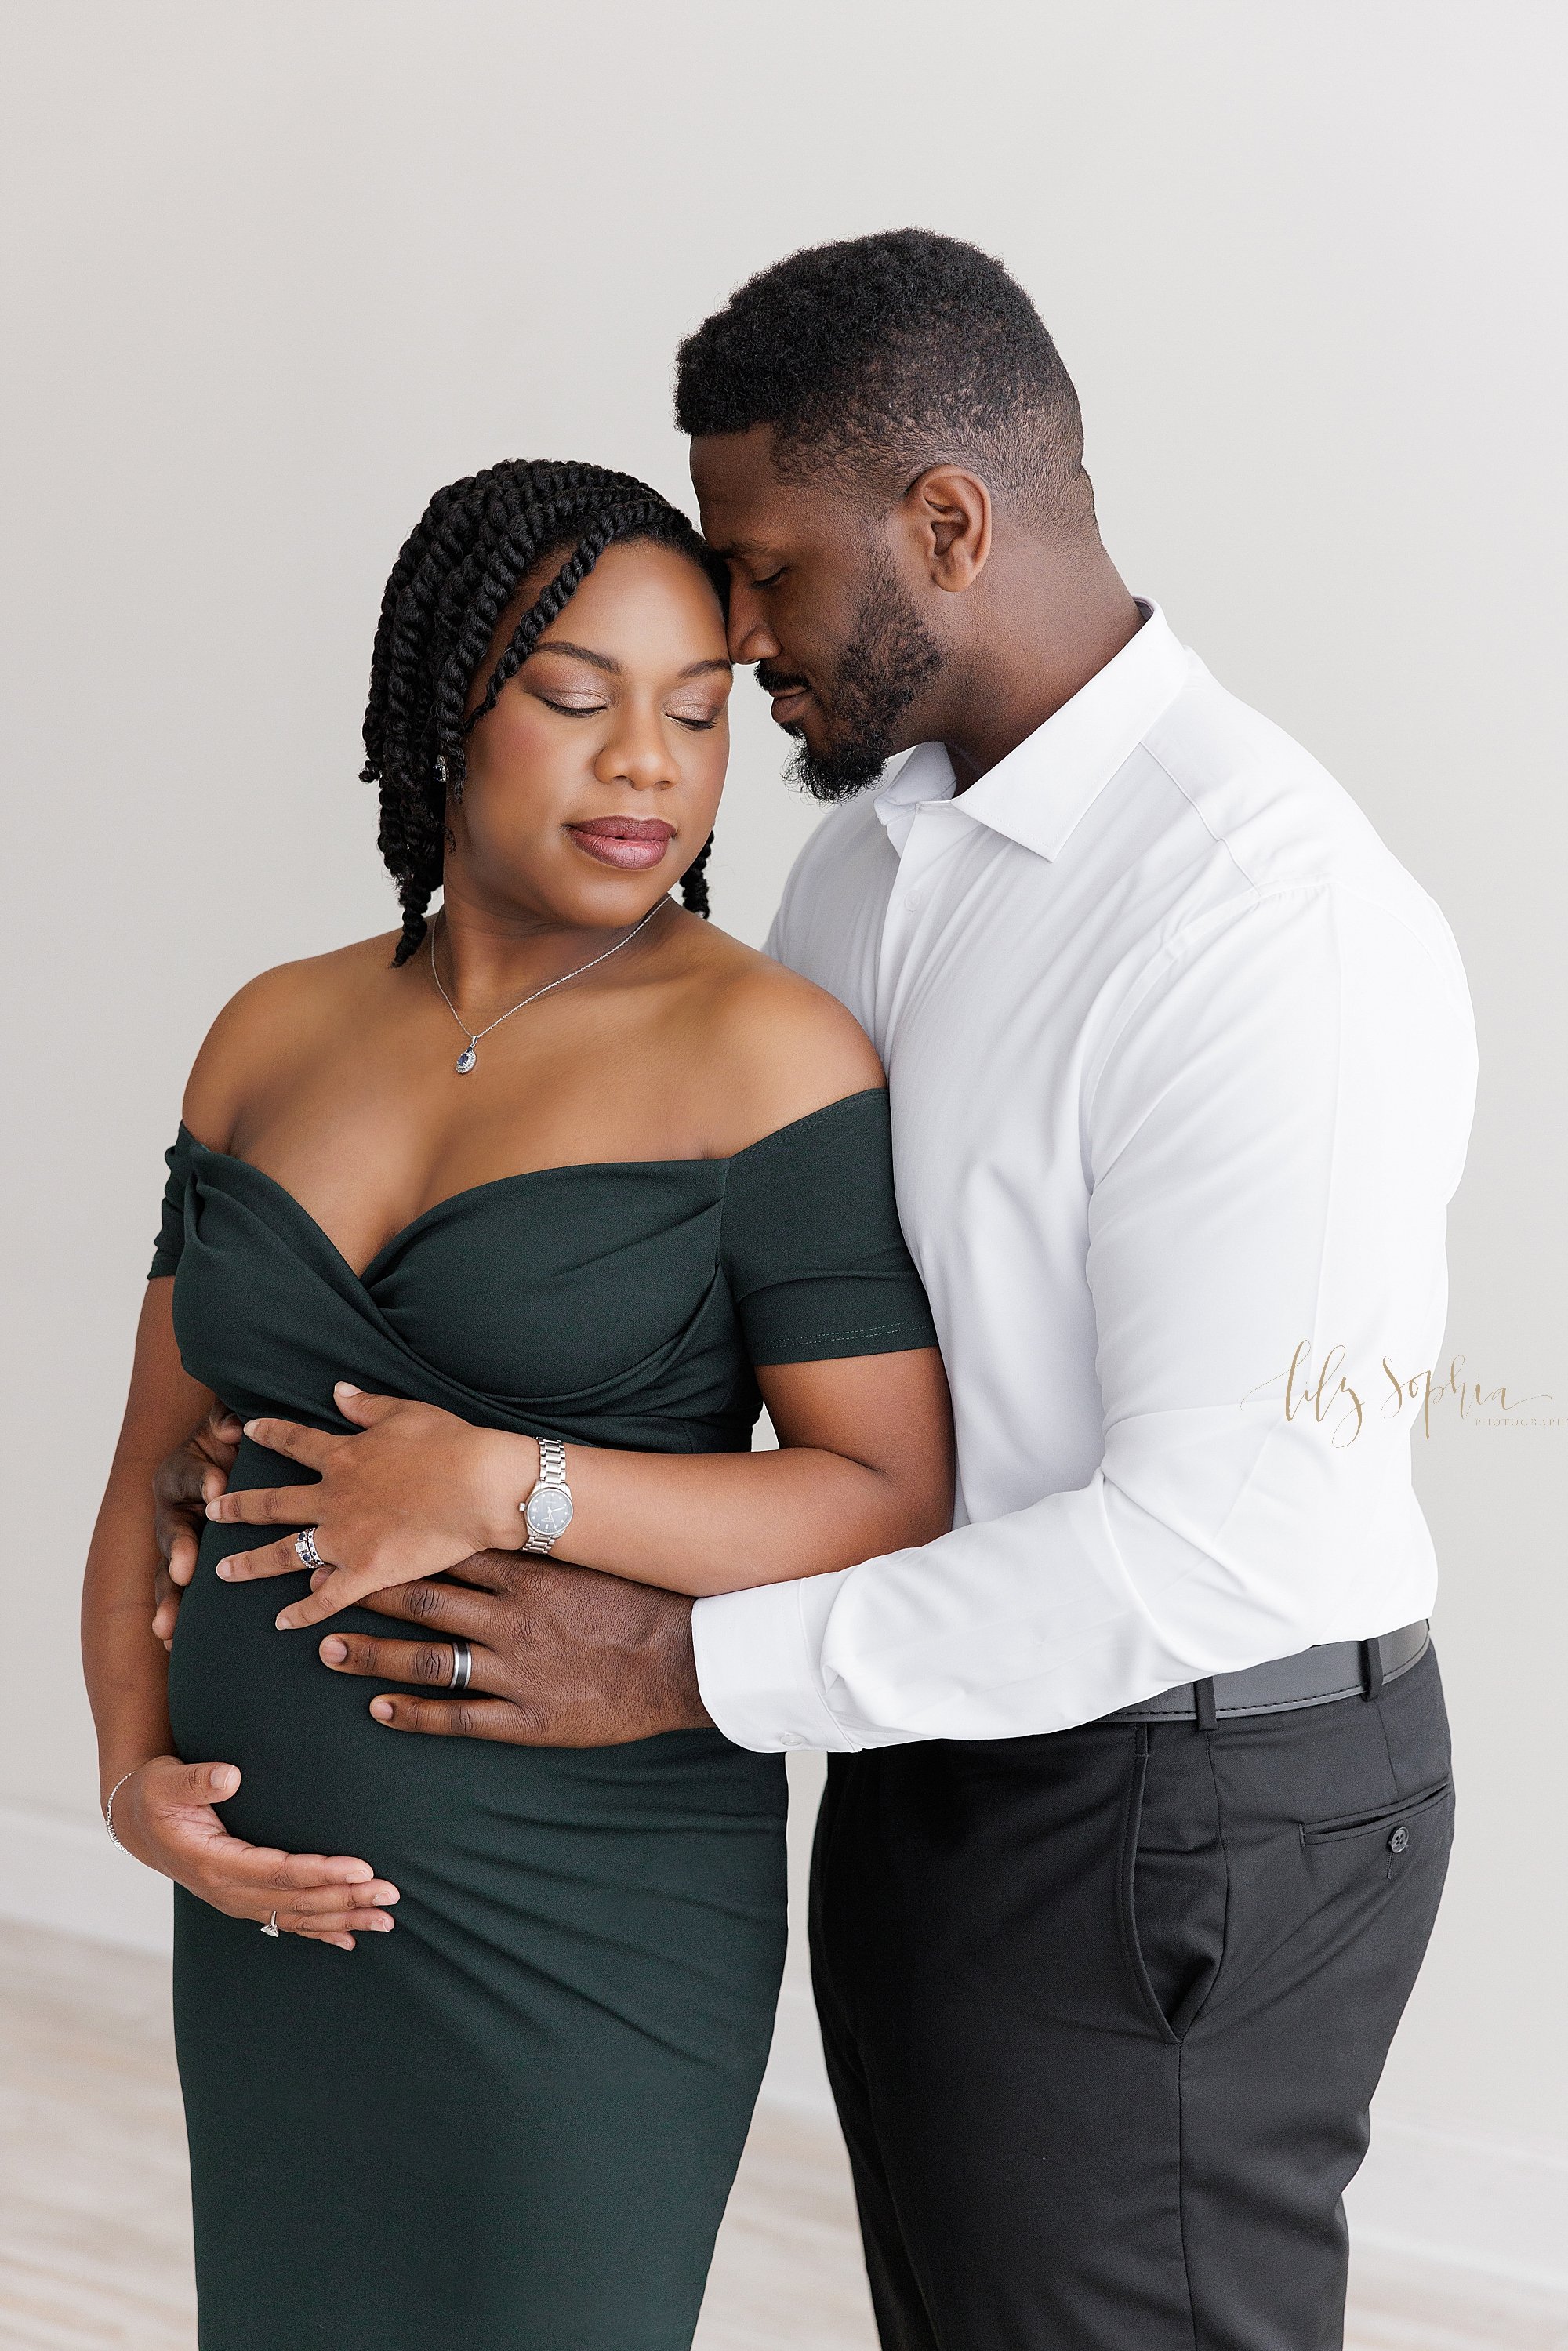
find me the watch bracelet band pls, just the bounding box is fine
[521,1437,570,1553]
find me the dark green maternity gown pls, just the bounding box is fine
[150,1087,935,2350]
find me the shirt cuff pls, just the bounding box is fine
[691,1570,859,1753]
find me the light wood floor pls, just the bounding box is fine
[2,1919,1564,2350]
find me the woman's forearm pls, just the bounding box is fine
[539,1444,924,1595]
[82,1457,179,1796]
[83,1284,218,1798]
[476,1351,954,1597]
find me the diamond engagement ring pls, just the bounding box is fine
[295,1527,327,1572]
[261,1912,280,1938]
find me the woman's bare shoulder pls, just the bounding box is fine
[180,932,403,1146]
[671,916,885,1152]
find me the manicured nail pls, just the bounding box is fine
[275,1609,298,1630]
[320,1638,347,1665]
[216,1560,234,1580]
[243,1420,259,1438]
[370,1917,394,1931]
[336,1381,361,1397]
[370,1698,394,1722]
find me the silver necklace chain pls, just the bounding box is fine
[428,904,662,1075]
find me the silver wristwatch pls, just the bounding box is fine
[521,1437,574,1554]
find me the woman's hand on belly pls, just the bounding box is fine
[111,1756,401,1950]
[204,1386,537,1634]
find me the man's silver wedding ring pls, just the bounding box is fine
[448,1637,473,1693]
[295,1527,326,1572]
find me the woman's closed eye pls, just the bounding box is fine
[539,694,610,717]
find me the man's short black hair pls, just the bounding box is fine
[675,228,1088,526]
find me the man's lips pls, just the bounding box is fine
[760,677,811,724]
[565,816,676,872]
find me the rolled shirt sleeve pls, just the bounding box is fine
[694,882,1476,1751]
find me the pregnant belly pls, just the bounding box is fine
[165,1445,787,1979]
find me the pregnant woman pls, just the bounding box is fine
[81,459,952,2349]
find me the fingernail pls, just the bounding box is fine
[370,1698,394,1722]
[275,1610,297,1630]
[320,1638,347,1664]
[336,1381,361,1397]
[212,1766,238,1794]
[216,1560,234,1580]
[243,1420,258,1438]
[370,1918,394,1931]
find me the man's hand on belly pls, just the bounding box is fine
[151,1406,243,1648]
[312,1551,717,1747]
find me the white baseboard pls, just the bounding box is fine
[1344,2112,1568,2296]
[4,1798,1563,2300]
[759,1980,835,2121]
[0,1797,172,1955]
[757,1985,1568,2301]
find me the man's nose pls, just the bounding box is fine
[724,581,781,667]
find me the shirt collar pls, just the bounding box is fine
[872,600,1190,862]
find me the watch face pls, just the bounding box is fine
[525,1483,574,1540]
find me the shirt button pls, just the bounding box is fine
[1388,1825,1410,1855]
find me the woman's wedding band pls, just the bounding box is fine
[261,1912,280,1938]
[295,1528,326,1572]
[448,1638,473,1693]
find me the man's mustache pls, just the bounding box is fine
[755,663,810,697]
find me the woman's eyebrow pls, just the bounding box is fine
[678,658,733,678]
[531,640,619,673]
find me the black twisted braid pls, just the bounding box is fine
[361,460,727,964]
[680,829,714,919]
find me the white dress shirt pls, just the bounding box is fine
[691,604,1477,1751]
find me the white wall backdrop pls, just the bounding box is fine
[2,0,1563,2291]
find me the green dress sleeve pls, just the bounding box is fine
[718,1088,938,1367]
[148,1126,194,1279]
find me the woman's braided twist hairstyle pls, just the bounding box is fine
[361,459,724,965]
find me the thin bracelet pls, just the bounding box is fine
[103,1766,141,1848]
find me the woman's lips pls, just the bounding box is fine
[566,817,675,872]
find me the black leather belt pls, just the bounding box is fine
[1110,1620,1430,1729]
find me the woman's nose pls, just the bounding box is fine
[593,707,677,791]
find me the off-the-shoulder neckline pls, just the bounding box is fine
[172,1087,887,1288]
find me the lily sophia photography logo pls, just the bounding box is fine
[1243,1344,1559,1447]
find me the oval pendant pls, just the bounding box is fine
[455,1045,478,1075]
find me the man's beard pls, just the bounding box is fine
[761,553,944,804]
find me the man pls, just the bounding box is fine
[152,231,1474,2347]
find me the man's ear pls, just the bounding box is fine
[899,466,993,593]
